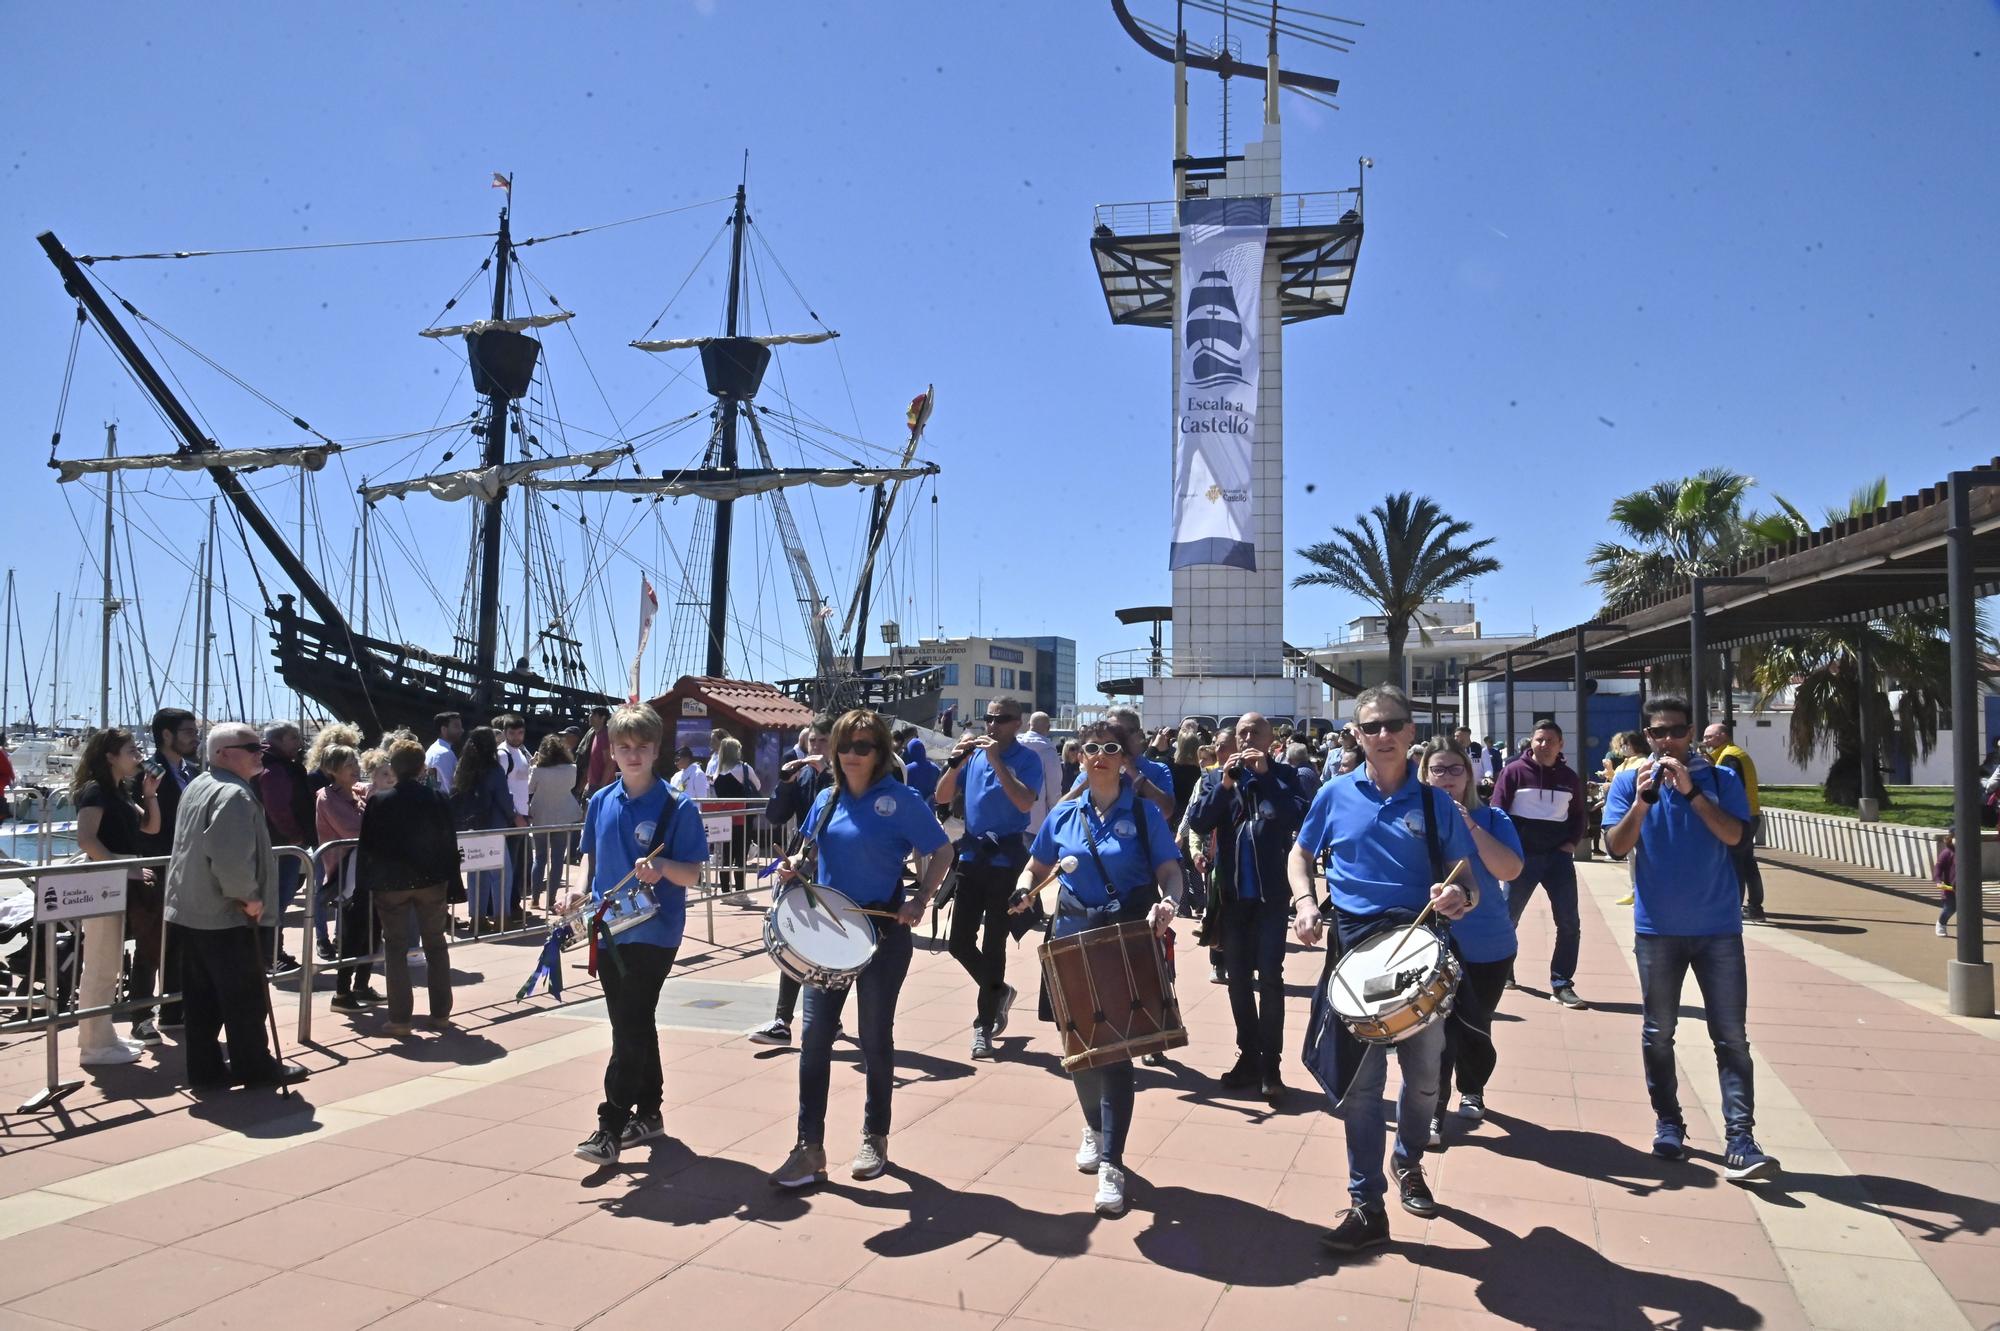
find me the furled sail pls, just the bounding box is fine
[54,444,339,483]
[630,330,837,352]
[419,311,575,339]
[360,447,626,504]
[524,463,935,501]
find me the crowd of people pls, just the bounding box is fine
[41,684,1785,1254]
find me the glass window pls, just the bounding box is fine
[974,697,988,719]
[940,697,957,717]
[1019,670,1032,692]
[975,664,995,687]
[1000,668,1015,689]
[942,663,959,686]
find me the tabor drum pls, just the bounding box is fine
[764,882,878,991]
[1039,919,1188,1073]
[1326,923,1460,1045]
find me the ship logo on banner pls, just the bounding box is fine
[1171,196,1268,572]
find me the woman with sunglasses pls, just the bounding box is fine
[1010,719,1182,1217]
[769,709,954,1190]
[1415,737,1522,1138]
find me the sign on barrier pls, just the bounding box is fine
[459,834,508,874]
[34,867,127,923]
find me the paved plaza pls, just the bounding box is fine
[0,857,1995,1331]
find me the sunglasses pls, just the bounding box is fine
[1081,741,1124,756]
[1356,718,1410,736]
[984,713,1020,725]
[836,739,879,757]
[1645,723,1692,739]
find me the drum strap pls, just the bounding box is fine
[588,787,681,979]
[1077,798,1156,911]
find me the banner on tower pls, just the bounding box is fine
[1170,196,1268,572]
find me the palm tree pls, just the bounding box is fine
[1292,492,1501,688]
[1586,467,1757,612]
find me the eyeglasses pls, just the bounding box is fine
[1356,718,1410,736]
[836,739,878,757]
[1427,763,1468,778]
[1645,723,1692,739]
[984,713,1020,725]
[1080,741,1123,756]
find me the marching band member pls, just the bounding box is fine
[1011,719,1182,1218]
[1415,736,1523,1138]
[1288,685,1478,1254]
[769,709,953,1189]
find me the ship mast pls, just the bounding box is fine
[705,183,749,678]
[98,422,118,730]
[471,204,515,701]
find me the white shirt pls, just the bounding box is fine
[671,766,712,799]
[1019,729,1063,833]
[425,738,458,792]
[500,742,533,816]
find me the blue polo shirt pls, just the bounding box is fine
[1604,760,1750,937]
[804,775,951,908]
[963,740,1044,839]
[1030,788,1177,938]
[1449,805,1522,964]
[1065,754,1174,802]
[581,776,710,950]
[1298,767,1479,922]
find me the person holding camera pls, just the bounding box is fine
[1604,697,1779,1183]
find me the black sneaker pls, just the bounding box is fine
[240,1060,310,1090]
[1394,1159,1438,1218]
[575,1128,620,1164]
[1744,908,1768,924]
[1553,986,1588,1011]
[1261,1075,1289,1104]
[1218,1056,1260,1089]
[315,939,338,963]
[329,993,367,1012]
[990,983,1018,1037]
[619,1113,665,1149]
[1319,1204,1390,1254]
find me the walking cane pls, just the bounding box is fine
[260,968,292,1098]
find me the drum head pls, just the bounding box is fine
[1327,926,1445,1021]
[770,884,877,971]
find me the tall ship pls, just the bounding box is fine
[34,179,946,737]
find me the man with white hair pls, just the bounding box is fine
[164,722,308,1091]
[1019,711,1064,832]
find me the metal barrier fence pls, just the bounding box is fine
[1,794,795,1108]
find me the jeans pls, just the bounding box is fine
[530,830,577,907]
[1940,891,1957,927]
[1440,955,1513,1100]
[1733,815,1765,912]
[468,850,511,923]
[376,887,452,1024]
[261,855,306,968]
[1342,1018,1444,1208]
[947,858,1017,1027]
[1073,1061,1136,1166]
[597,940,678,1133]
[1506,849,1581,990]
[1634,931,1755,1140]
[798,922,913,1143]
[1222,894,1290,1074]
[175,924,281,1086]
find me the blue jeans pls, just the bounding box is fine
[530,830,577,905]
[468,850,511,922]
[1506,849,1581,989]
[1634,932,1755,1140]
[798,920,913,1143]
[1341,1019,1444,1208]
[1222,894,1290,1074]
[1073,1060,1136,1166]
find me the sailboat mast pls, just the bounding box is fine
[704,183,749,679]
[359,489,371,638]
[2,570,12,734]
[51,594,60,733]
[99,422,117,731]
[199,500,217,728]
[472,207,514,701]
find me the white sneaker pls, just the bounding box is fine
[1075,1126,1102,1174]
[1094,1162,1127,1216]
[79,1040,145,1066]
[1937,923,1950,937]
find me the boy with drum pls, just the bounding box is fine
[567,704,711,1166]
[768,709,953,1189]
[1010,719,1182,1217]
[1288,685,1478,1254]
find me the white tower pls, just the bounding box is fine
[1091,8,1365,727]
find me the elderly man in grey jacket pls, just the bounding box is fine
[164,722,307,1091]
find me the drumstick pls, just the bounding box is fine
[1382,858,1470,968]
[1010,855,1080,913]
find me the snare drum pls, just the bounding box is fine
[1039,919,1187,1072]
[1326,923,1461,1045]
[553,881,659,952]
[763,882,878,991]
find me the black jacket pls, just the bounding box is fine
[356,779,465,895]
[132,755,198,858]
[766,764,836,841]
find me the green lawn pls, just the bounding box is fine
[1759,785,1956,829]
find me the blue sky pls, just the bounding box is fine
[3,2,1995,725]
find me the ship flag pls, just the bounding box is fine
[628,576,658,703]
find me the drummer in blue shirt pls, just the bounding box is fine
[766,709,954,1190]
[1287,684,1478,1255]
[567,704,711,1167]
[1415,737,1523,1138]
[1061,703,1177,828]
[1010,718,1182,1219]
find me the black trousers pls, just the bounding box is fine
[1441,955,1513,1100]
[1222,894,1290,1075]
[174,924,279,1086]
[947,858,1016,1027]
[597,941,678,1133]
[334,891,377,996]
